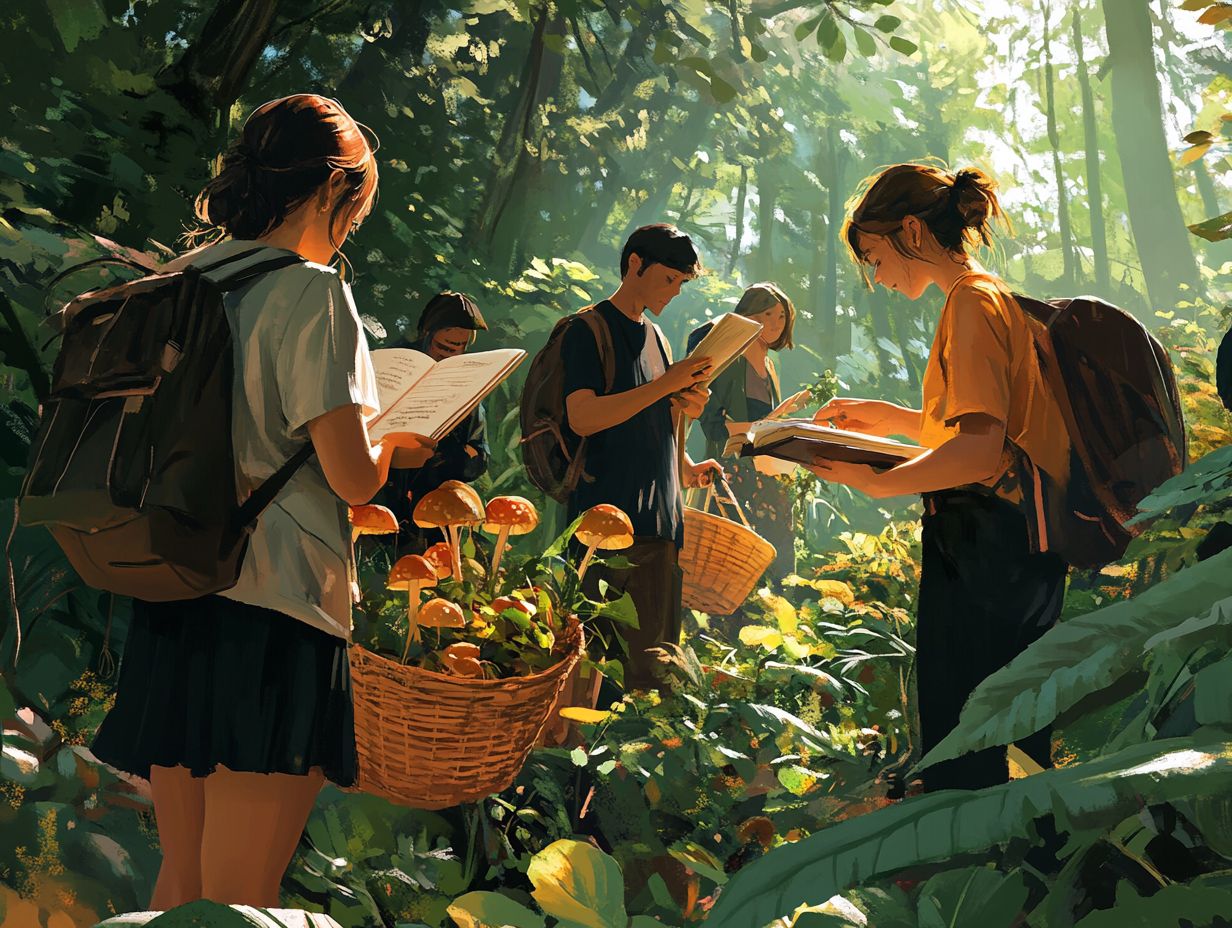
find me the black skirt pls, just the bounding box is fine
[91,594,357,786]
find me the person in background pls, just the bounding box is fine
[561,223,722,691]
[687,282,808,582]
[378,291,490,554]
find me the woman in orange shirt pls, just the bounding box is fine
[809,163,1070,793]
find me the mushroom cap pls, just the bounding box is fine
[491,595,536,618]
[387,555,437,589]
[444,641,481,662]
[445,655,483,677]
[422,542,454,579]
[418,598,466,628]
[350,504,399,535]
[482,496,540,535]
[574,504,635,550]
[413,480,484,528]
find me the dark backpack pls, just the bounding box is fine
[519,307,617,503]
[1011,293,1187,569]
[18,247,313,601]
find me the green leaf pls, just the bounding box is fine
[710,76,739,104]
[447,891,547,928]
[795,15,822,40]
[528,840,627,928]
[853,27,877,57]
[1189,210,1232,243]
[1131,444,1232,520]
[915,867,1029,928]
[46,0,107,53]
[143,901,259,927]
[596,591,639,628]
[1074,877,1232,927]
[874,14,902,31]
[705,736,1232,928]
[570,747,589,767]
[545,514,585,558]
[817,11,840,48]
[1194,656,1232,726]
[915,546,1232,774]
[888,36,918,55]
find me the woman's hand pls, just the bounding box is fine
[383,432,437,469]
[685,458,725,488]
[814,398,915,437]
[807,457,885,497]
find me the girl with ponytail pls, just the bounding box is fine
[809,162,1071,793]
[92,95,436,908]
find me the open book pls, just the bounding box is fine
[368,347,526,441]
[724,419,926,469]
[687,313,764,384]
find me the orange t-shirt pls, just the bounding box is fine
[918,271,1070,505]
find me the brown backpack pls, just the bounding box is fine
[1012,293,1187,569]
[519,307,616,503]
[19,247,312,600]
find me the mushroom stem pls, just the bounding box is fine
[447,524,463,581]
[490,525,512,585]
[576,543,599,581]
[401,583,422,664]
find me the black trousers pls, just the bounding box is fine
[581,536,683,692]
[916,490,1068,791]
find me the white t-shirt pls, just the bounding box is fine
[165,240,380,640]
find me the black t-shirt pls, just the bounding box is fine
[561,301,682,546]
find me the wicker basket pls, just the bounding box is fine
[680,477,776,615]
[348,616,583,809]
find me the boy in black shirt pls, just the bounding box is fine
[561,224,722,690]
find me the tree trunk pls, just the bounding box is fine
[336,2,438,103]
[1101,0,1202,309]
[811,207,830,364]
[824,123,849,357]
[1073,6,1110,291]
[625,104,714,230]
[467,5,562,272]
[755,166,778,282]
[1042,0,1076,286]
[1193,158,1222,221]
[158,0,282,126]
[864,284,897,382]
[727,164,748,277]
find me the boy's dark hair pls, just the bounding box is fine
[620,224,703,278]
[416,291,487,336]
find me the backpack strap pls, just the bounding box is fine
[208,248,313,530]
[231,443,316,532]
[577,306,616,393]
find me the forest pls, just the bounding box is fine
[1,0,1232,925]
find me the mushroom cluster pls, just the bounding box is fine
[354,493,634,680]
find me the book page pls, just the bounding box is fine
[687,313,764,383]
[370,349,436,422]
[369,348,526,440]
[748,419,922,455]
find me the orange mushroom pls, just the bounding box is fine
[422,542,454,581]
[388,555,438,662]
[350,504,398,544]
[442,641,483,677]
[419,597,466,630]
[574,504,634,580]
[482,496,540,579]
[414,481,483,581]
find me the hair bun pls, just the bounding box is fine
[950,167,995,229]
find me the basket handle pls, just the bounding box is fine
[698,475,754,530]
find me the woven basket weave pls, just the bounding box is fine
[348,616,583,809]
[680,478,776,615]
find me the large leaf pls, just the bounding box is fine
[447,891,547,928]
[704,736,1232,928]
[915,866,1028,928]
[1073,875,1232,927]
[527,839,627,928]
[914,546,1232,772]
[1129,444,1232,522]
